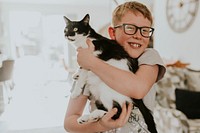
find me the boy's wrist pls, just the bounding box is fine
[95,120,110,132]
[88,56,99,70]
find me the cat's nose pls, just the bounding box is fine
[67,32,75,36]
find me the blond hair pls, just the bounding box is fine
[112,1,153,26]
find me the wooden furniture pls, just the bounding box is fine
[0,59,15,104]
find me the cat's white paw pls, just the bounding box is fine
[77,115,90,124]
[78,110,107,124]
[89,110,107,122]
[72,73,79,80]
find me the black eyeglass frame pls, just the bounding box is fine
[114,23,154,38]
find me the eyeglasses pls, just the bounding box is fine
[114,24,154,38]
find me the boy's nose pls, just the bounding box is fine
[132,30,142,39]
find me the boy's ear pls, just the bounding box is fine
[108,27,116,40]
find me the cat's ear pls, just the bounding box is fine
[63,16,71,24]
[82,14,90,25]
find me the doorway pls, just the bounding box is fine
[0,10,73,132]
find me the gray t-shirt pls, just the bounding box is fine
[138,48,166,111]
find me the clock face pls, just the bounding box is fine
[166,0,199,32]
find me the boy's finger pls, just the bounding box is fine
[104,108,117,120]
[118,103,127,120]
[124,103,133,122]
[76,47,82,52]
[86,39,95,51]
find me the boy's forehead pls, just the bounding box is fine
[113,4,152,25]
[119,11,151,26]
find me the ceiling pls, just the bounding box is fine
[0,0,111,5]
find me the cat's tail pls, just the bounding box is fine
[133,99,158,133]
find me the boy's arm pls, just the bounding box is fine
[88,57,158,99]
[64,95,133,133]
[64,95,105,133]
[77,41,159,99]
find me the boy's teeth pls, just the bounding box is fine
[131,43,140,47]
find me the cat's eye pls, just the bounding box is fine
[73,28,78,32]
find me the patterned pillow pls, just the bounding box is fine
[154,104,189,133]
[185,69,200,91]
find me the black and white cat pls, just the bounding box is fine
[64,14,157,133]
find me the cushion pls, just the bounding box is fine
[175,88,200,119]
[185,69,200,91]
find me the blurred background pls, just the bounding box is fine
[0,0,200,133]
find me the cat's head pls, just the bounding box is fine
[63,14,90,48]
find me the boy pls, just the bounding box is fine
[64,1,166,132]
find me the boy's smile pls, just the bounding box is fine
[128,42,141,48]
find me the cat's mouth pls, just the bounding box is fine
[68,38,75,41]
[67,36,75,41]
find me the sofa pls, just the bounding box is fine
[154,62,200,133]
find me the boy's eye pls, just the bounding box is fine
[126,26,135,31]
[125,26,136,33]
[73,28,78,31]
[141,28,150,34]
[142,29,148,32]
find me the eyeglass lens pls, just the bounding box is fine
[124,24,153,37]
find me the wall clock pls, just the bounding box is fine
[166,0,199,33]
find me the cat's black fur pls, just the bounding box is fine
[64,14,157,133]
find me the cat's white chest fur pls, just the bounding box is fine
[71,36,100,57]
[71,57,133,124]
[87,59,132,109]
[71,34,95,49]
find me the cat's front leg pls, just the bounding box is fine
[77,109,107,124]
[72,68,81,80]
[71,69,88,98]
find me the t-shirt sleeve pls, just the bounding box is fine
[70,81,90,96]
[138,48,166,82]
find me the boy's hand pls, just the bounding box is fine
[77,39,95,70]
[99,102,133,130]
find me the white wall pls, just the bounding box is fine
[0,1,111,67]
[1,0,200,69]
[154,0,200,70]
